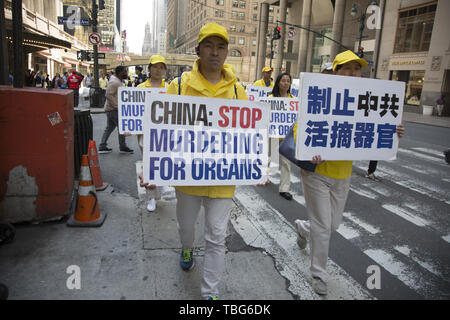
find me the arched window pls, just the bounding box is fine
[230,49,242,57]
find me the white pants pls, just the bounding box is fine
[300,169,351,282]
[279,154,291,193]
[268,138,291,192]
[175,190,232,299]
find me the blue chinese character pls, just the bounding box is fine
[332,89,355,116]
[305,120,329,147]
[308,86,331,114]
[330,121,353,148]
[377,123,397,148]
[354,122,375,148]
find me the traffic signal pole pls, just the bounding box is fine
[92,0,100,92]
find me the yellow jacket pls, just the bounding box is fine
[293,122,353,180]
[253,79,274,88]
[167,59,248,198]
[137,78,167,88]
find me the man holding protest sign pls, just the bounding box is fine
[142,22,249,300]
[293,50,405,296]
[137,55,169,212]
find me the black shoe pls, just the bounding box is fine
[120,147,134,154]
[280,192,293,200]
[98,147,112,154]
[0,283,8,300]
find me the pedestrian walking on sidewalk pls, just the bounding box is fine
[141,22,247,300]
[67,70,83,107]
[294,50,406,296]
[269,72,295,201]
[136,54,168,212]
[98,65,133,154]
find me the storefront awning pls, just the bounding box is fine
[6,28,72,53]
[63,57,79,66]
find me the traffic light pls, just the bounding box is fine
[99,0,105,10]
[272,26,281,40]
[359,47,364,58]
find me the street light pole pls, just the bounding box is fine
[351,1,378,57]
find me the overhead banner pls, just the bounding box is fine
[295,73,405,161]
[118,87,167,135]
[142,94,270,186]
[259,97,298,138]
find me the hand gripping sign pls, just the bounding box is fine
[142,94,270,186]
[259,97,299,138]
[118,87,167,135]
[295,73,405,161]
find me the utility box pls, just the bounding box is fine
[0,86,74,223]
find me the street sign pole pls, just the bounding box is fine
[91,0,100,107]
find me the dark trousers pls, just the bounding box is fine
[368,161,378,174]
[72,88,79,107]
[100,109,127,149]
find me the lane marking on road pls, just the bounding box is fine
[232,185,374,300]
[411,147,445,159]
[343,212,381,235]
[398,148,447,166]
[382,204,431,227]
[394,245,442,278]
[364,248,449,300]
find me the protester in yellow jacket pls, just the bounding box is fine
[253,66,274,88]
[293,50,405,296]
[137,55,168,212]
[167,22,247,300]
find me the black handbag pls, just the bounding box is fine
[279,123,317,172]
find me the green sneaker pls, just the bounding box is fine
[207,296,218,300]
[180,248,195,271]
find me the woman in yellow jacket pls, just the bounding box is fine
[293,50,405,296]
[156,22,246,300]
[268,72,295,200]
[137,55,168,212]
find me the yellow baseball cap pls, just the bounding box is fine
[333,50,368,71]
[262,67,273,72]
[198,22,229,44]
[149,54,167,67]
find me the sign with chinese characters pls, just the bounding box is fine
[295,73,405,161]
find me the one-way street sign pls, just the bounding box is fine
[77,50,106,61]
[57,16,90,26]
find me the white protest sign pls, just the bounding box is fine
[118,87,167,134]
[296,73,405,161]
[142,94,270,186]
[259,97,298,138]
[246,85,273,102]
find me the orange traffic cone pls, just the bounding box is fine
[88,140,109,191]
[67,155,107,227]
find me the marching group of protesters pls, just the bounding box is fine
[95,22,407,300]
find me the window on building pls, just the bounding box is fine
[230,25,236,32]
[269,7,274,12]
[252,39,256,46]
[269,16,273,23]
[216,0,224,5]
[394,3,436,53]
[230,49,242,57]
[238,37,245,45]
[215,9,224,17]
[253,14,257,21]
[230,37,236,44]
[239,25,245,33]
[253,3,258,11]
[252,51,256,56]
[239,12,245,20]
[240,1,246,9]
[232,11,238,19]
[233,0,239,8]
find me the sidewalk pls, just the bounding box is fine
[0,185,294,300]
